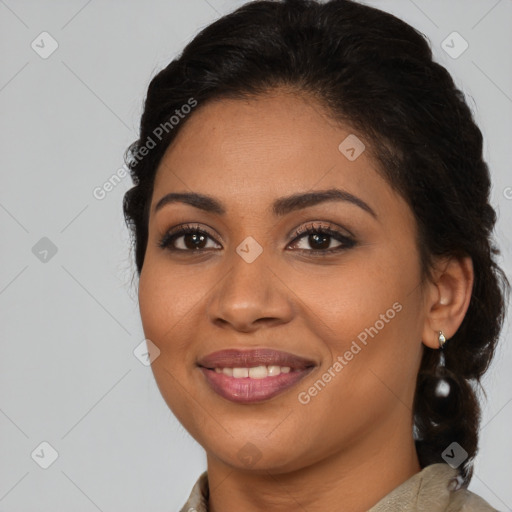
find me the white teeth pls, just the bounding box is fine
[213,365,292,378]
[233,367,249,378]
[249,365,268,379]
[267,365,281,376]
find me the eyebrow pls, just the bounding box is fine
[153,188,377,218]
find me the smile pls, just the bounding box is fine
[199,365,315,403]
[197,348,317,403]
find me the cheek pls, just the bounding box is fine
[294,247,421,348]
[138,261,201,351]
[291,248,423,408]
[138,263,205,431]
[138,265,169,345]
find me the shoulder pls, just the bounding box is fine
[179,471,209,512]
[419,464,500,512]
[369,463,500,512]
[419,464,499,512]
[445,487,500,512]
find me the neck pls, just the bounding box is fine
[206,419,421,512]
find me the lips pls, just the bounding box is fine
[197,348,316,371]
[197,348,316,404]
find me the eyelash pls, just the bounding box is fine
[157,222,356,256]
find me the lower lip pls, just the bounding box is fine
[199,367,314,404]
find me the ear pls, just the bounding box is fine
[421,255,474,349]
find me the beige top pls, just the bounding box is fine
[179,463,499,511]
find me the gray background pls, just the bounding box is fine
[0,0,511,510]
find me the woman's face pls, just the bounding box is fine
[138,90,429,473]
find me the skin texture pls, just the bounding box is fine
[137,90,474,512]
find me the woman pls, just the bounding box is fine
[122,0,509,510]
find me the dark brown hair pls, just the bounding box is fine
[123,0,509,485]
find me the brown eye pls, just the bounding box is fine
[289,223,356,254]
[295,232,338,251]
[159,225,221,251]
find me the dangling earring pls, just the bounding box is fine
[438,330,446,349]
[435,330,450,398]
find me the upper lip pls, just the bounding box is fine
[197,348,316,370]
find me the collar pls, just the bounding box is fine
[179,463,496,512]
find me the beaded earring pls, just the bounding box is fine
[435,330,450,398]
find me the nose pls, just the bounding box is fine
[207,248,294,333]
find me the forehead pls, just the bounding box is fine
[151,91,403,220]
